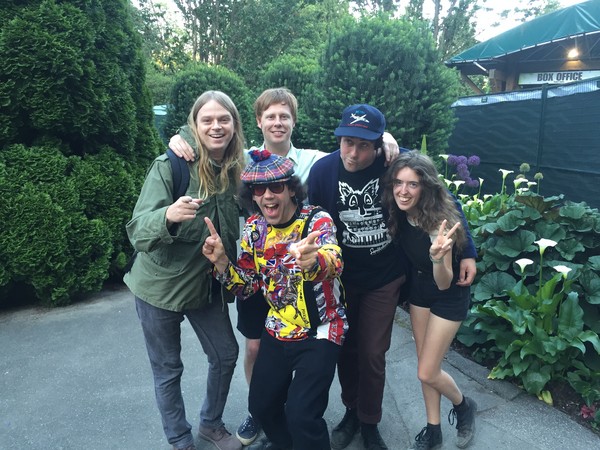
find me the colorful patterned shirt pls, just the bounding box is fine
[216,206,347,345]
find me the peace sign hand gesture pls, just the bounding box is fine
[429,219,460,263]
[202,217,229,273]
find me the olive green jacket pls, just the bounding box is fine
[123,154,239,311]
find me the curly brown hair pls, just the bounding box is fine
[382,151,467,250]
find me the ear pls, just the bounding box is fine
[256,115,262,129]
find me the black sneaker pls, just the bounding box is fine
[330,408,360,449]
[448,396,477,448]
[409,426,442,450]
[236,414,260,446]
[361,423,388,450]
[246,436,290,450]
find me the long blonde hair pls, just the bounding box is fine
[187,91,245,199]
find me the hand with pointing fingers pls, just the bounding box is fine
[289,230,322,272]
[166,196,203,225]
[429,219,460,262]
[202,217,230,273]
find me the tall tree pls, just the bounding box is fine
[499,0,561,23]
[132,0,190,73]
[223,0,349,84]
[172,0,233,64]
[404,0,480,62]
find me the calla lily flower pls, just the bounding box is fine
[553,265,572,278]
[499,169,514,179]
[439,154,449,161]
[535,238,557,255]
[514,178,528,188]
[515,258,534,273]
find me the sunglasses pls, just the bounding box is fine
[250,181,287,196]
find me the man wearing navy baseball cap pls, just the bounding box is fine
[308,103,408,450]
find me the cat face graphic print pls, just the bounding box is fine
[337,177,391,255]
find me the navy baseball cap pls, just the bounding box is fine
[334,104,386,141]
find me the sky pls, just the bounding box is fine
[473,0,588,41]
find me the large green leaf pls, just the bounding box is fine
[473,272,516,301]
[534,222,565,242]
[559,203,587,220]
[579,272,600,305]
[496,210,527,232]
[522,364,552,395]
[494,230,537,257]
[558,292,584,340]
[555,238,585,260]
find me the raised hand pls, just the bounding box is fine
[429,219,460,262]
[202,217,229,273]
[289,230,322,271]
[166,196,203,225]
[381,131,400,166]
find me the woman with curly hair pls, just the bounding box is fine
[382,151,477,450]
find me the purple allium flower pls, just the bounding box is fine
[447,155,458,166]
[467,155,480,166]
[457,155,468,165]
[467,178,480,188]
[457,164,470,179]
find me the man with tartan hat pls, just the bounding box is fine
[202,149,348,450]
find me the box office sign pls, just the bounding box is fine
[519,70,600,85]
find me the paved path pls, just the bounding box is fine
[1,285,598,449]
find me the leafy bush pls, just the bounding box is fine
[302,16,460,153]
[0,145,113,306]
[456,169,600,423]
[0,0,160,306]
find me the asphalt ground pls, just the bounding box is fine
[1,285,598,449]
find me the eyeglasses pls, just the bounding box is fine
[392,179,420,190]
[250,181,287,196]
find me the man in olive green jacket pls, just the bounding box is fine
[125,90,244,450]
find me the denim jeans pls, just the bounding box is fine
[135,292,239,448]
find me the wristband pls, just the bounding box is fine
[429,253,444,264]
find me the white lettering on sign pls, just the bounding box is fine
[520,71,600,85]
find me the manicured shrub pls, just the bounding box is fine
[0,145,112,306]
[302,16,460,153]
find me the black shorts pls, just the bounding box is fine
[236,291,270,339]
[408,269,470,322]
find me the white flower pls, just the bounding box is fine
[453,180,465,189]
[499,169,514,179]
[553,265,572,278]
[439,154,449,161]
[514,178,528,188]
[515,258,534,273]
[535,238,558,255]
[478,177,484,186]
[527,181,537,188]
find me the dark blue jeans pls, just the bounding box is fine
[135,295,239,448]
[249,331,340,450]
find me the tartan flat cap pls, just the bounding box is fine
[241,149,295,184]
